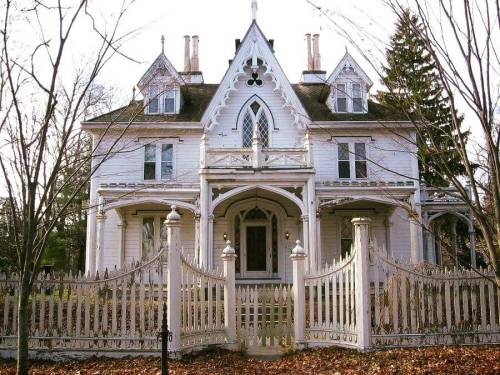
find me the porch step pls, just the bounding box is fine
[245,346,285,360]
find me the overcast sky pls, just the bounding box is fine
[92,0,395,104]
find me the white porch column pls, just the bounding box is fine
[165,206,182,354]
[435,223,443,265]
[316,212,322,268]
[352,217,372,350]
[222,241,237,349]
[301,214,310,272]
[425,225,436,264]
[409,217,420,263]
[194,213,201,265]
[252,126,262,168]
[116,208,127,270]
[95,208,106,274]
[450,217,459,268]
[469,226,477,268]
[307,177,317,271]
[208,214,214,269]
[199,177,209,268]
[290,240,306,348]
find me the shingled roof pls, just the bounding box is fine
[85,83,405,123]
[86,84,219,123]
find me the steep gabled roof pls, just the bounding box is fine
[201,21,309,130]
[137,52,184,91]
[327,51,373,88]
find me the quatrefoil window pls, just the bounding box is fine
[247,72,263,86]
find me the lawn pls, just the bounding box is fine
[0,345,499,374]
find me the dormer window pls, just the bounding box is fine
[332,82,366,114]
[148,87,160,114]
[335,84,347,112]
[352,83,363,112]
[147,86,178,114]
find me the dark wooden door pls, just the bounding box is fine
[246,226,267,271]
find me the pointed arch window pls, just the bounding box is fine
[240,100,271,148]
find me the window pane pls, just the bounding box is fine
[164,98,175,113]
[144,162,156,180]
[145,144,156,161]
[354,143,366,160]
[355,161,367,178]
[353,98,363,112]
[337,98,347,112]
[338,143,349,160]
[161,144,173,162]
[161,162,172,179]
[341,216,353,238]
[352,83,361,98]
[142,218,155,260]
[341,239,352,258]
[257,111,269,147]
[336,84,346,98]
[339,161,350,178]
[148,88,159,113]
[242,111,253,147]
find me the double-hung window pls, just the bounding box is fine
[354,143,367,178]
[337,142,368,179]
[148,87,159,114]
[338,143,350,179]
[144,143,174,180]
[163,89,175,113]
[352,83,363,112]
[335,84,347,112]
[142,215,168,260]
[340,216,353,258]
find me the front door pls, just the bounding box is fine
[243,224,270,278]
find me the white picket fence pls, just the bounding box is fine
[0,211,498,358]
[0,249,167,353]
[180,253,227,349]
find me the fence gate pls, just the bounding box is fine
[235,284,293,349]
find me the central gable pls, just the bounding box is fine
[201,22,309,131]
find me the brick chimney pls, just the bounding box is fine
[180,35,203,84]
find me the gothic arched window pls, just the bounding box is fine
[241,100,271,148]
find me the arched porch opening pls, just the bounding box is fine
[211,187,304,283]
[425,211,477,268]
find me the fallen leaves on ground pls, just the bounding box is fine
[0,345,499,374]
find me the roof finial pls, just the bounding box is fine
[251,0,258,21]
[131,86,136,102]
[161,35,165,53]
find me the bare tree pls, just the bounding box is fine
[0,1,145,373]
[306,0,500,286]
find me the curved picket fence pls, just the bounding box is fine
[369,241,500,347]
[0,248,168,353]
[180,253,227,349]
[304,248,358,348]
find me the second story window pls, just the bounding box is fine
[144,143,174,180]
[164,89,175,113]
[337,142,368,179]
[240,100,271,148]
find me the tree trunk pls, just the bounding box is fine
[16,277,30,375]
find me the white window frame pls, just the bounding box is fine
[335,141,369,180]
[142,142,176,181]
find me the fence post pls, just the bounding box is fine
[290,240,307,349]
[222,240,238,350]
[165,205,182,356]
[352,217,372,351]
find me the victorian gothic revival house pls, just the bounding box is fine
[82,4,476,279]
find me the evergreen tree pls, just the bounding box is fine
[377,9,468,187]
